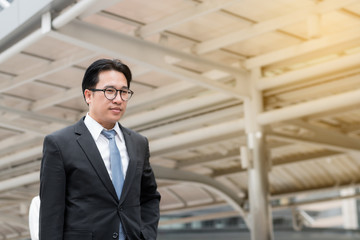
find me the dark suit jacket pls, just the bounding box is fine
[39,118,161,240]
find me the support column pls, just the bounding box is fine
[244,67,274,240]
[341,188,359,229]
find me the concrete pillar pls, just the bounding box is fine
[244,68,274,240]
[341,188,358,229]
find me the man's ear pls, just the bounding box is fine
[84,89,92,105]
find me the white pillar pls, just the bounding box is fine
[244,68,274,240]
[341,188,358,229]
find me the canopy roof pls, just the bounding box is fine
[0,0,360,238]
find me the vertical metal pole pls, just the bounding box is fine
[244,67,274,240]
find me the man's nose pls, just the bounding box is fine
[113,91,123,103]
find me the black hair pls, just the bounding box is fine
[81,58,132,100]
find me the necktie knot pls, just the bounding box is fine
[102,129,116,140]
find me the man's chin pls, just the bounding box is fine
[110,114,123,123]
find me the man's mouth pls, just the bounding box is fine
[110,107,122,113]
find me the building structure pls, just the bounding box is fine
[0,0,360,239]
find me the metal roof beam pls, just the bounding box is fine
[271,150,343,167]
[0,135,42,159]
[78,0,123,19]
[122,92,234,128]
[52,0,104,29]
[0,50,95,93]
[258,87,360,125]
[0,172,39,193]
[4,86,360,174]
[193,0,359,54]
[287,119,360,151]
[271,181,360,200]
[245,28,360,68]
[0,119,48,135]
[127,81,199,113]
[5,87,360,169]
[268,130,360,155]
[136,0,240,38]
[210,151,344,178]
[141,105,242,139]
[31,87,82,112]
[0,17,49,64]
[257,51,360,90]
[150,86,360,155]
[49,20,249,98]
[160,201,227,215]
[145,87,360,155]
[176,148,241,169]
[0,104,73,125]
[159,210,240,226]
[150,119,245,155]
[0,0,103,64]
[273,192,360,211]
[153,165,248,223]
[0,145,42,169]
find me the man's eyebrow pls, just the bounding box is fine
[103,85,129,89]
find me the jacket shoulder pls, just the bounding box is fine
[46,119,84,139]
[120,125,147,140]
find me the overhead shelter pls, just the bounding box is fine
[0,0,360,239]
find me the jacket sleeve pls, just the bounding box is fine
[39,134,66,240]
[140,137,161,240]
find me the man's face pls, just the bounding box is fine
[84,70,128,129]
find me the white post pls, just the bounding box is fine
[244,67,274,240]
[341,188,358,229]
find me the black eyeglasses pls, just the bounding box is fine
[89,87,134,101]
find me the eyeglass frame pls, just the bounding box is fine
[89,87,134,101]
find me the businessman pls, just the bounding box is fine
[39,59,161,240]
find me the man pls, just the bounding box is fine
[39,59,161,240]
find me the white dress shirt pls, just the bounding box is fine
[29,195,40,240]
[84,114,129,179]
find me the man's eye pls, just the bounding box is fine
[106,89,116,93]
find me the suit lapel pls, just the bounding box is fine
[119,124,138,203]
[74,119,118,201]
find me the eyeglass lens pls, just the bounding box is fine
[105,87,132,101]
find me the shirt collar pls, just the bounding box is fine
[84,113,124,142]
[112,121,123,142]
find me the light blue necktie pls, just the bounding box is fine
[101,129,125,240]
